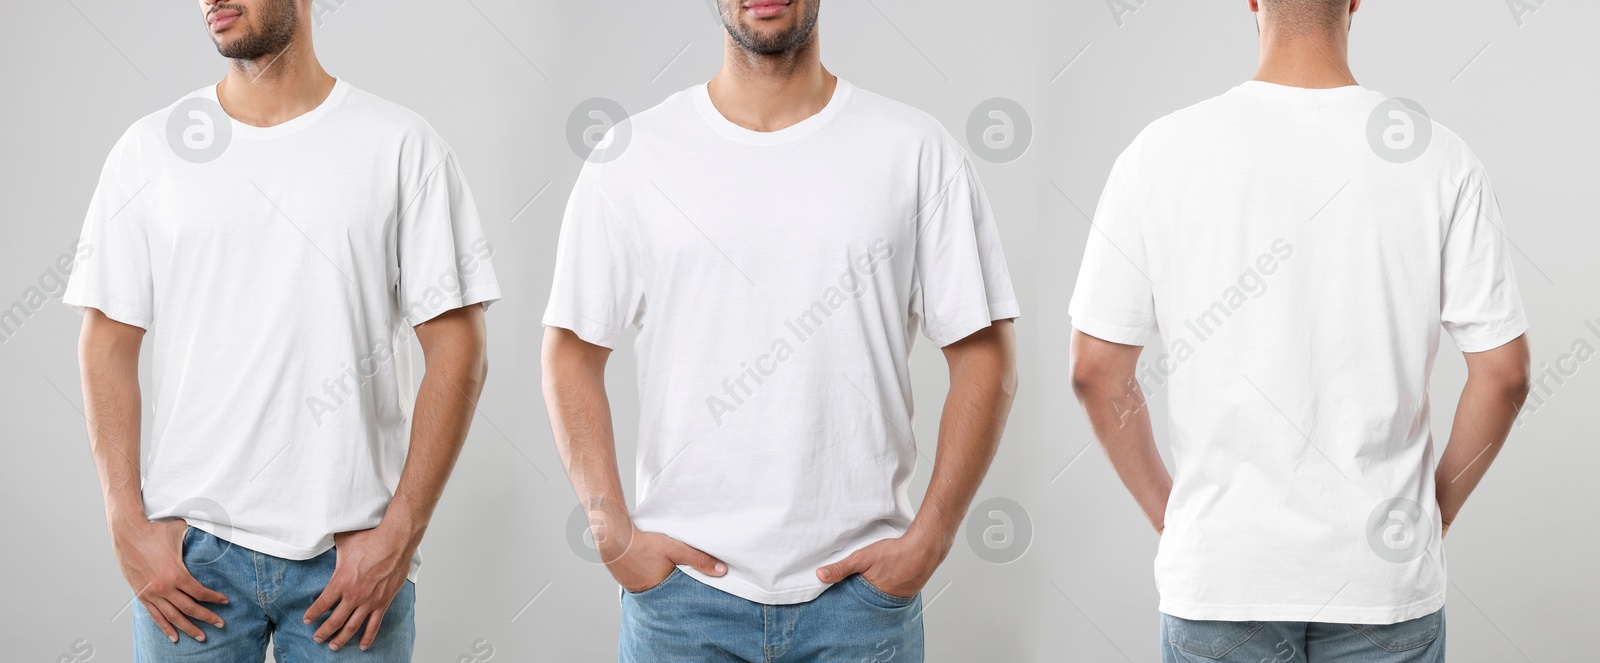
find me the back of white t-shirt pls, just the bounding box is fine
[1070,81,1526,623]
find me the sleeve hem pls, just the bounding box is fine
[541,309,623,350]
[1448,316,1529,354]
[403,284,502,327]
[1069,313,1158,347]
[62,295,151,330]
[925,299,1021,348]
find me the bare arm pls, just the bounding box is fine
[541,326,724,592]
[307,304,489,651]
[817,319,1018,595]
[1434,334,1531,536]
[1069,330,1171,533]
[80,308,227,644]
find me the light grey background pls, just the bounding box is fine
[0,1,1590,662]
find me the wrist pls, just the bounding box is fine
[903,521,955,563]
[105,502,150,533]
[378,510,429,545]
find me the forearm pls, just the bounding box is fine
[1075,377,1170,532]
[384,317,488,541]
[542,330,631,533]
[1434,375,1528,527]
[79,313,147,528]
[908,324,1017,555]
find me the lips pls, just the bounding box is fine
[208,8,240,31]
[743,0,790,19]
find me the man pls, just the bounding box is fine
[541,1,1018,660]
[66,0,499,659]
[1067,1,1530,661]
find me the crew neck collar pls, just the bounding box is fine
[204,78,351,140]
[692,79,853,146]
[1236,80,1369,104]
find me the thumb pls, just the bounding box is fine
[669,541,727,577]
[816,549,871,584]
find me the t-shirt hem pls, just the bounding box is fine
[1158,591,1446,625]
[678,567,828,605]
[1069,312,1158,347]
[183,519,422,582]
[184,519,331,562]
[925,299,1021,347]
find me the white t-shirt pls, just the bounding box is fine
[544,80,1018,604]
[1070,81,1527,623]
[64,80,501,579]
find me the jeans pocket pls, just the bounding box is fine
[1165,615,1265,659]
[626,568,683,598]
[1348,610,1442,652]
[851,575,916,608]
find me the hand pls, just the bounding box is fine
[599,527,726,593]
[815,534,944,598]
[304,525,418,652]
[111,518,228,643]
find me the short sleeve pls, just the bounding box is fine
[911,154,1019,347]
[1440,168,1527,352]
[1068,139,1159,346]
[63,131,154,329]
[541,161,644,350]
[396,143,502,327]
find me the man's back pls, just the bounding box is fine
[1069,81,1527,622]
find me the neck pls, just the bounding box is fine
[707,37,835,133]
[1254,30,1357,89]
[216,34,337,128]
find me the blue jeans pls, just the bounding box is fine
[620,569,923,662]
[133,527,415,662]
[1161,609,1444,662]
